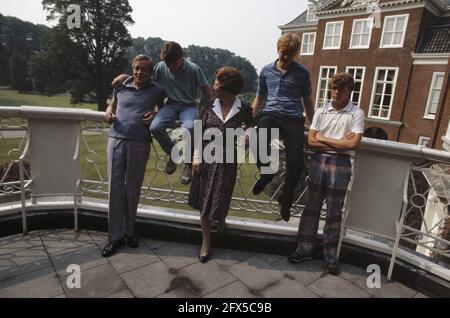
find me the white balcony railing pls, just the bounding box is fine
[0,106,449,282]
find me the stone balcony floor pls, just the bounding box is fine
[0,229,429,298]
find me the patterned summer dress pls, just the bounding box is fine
[188,99,255,223]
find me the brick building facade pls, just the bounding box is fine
[279,0,450,150]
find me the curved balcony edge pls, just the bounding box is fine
[0,201,448,297]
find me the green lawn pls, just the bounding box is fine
[0,87,97,110]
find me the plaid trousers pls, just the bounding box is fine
[297,152,352,264]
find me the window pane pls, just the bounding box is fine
[429,102,438,115]
[355,21,362,34]
[385,84,392,95]
[383,32,393,45]
[387,70,395,81]
[385,19,395,32]
[431,91,441,104]
[356,69,363,79]
[362,34,369,45]
[435,75,444,88]
[374,94,382,105]
[363,21,371,33]
[377,70,386,81]
[393,32,402,45]
[335,23,341,35]
[355,82,361,91]
[383,95,391,106]
[395,18,405,32]
[326,26,333,36]
[353,34,361,46]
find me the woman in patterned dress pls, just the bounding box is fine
[188,67,255,263]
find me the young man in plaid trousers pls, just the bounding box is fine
[288,72,365,275]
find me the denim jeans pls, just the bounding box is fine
[150,103,198,156]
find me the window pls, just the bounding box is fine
[418,136,430,147]
[380,14,409,48]
[346,67,366,107]
[316,66,337,108]
[323,21,344,49]
[301,33,316,55]
[350,18,373,49]
[424,72,445,119]
[369,67,398,120]
[307,8,318,22]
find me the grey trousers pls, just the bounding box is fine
[107,137,150,241]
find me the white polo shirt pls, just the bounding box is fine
[310,100,365,155]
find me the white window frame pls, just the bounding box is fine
[323,21,344,50]
[423,72,445,120]
[315,66,338,109]
[345,66,366,107]
[301,32,316,56]
[368,67,399,120]
[350,18,373,49]
[418,136,430,147]
[446,120,450,139]
[380,14,409,48]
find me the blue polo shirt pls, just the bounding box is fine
[153,59,209,106]
[109,77,165,143]
[257,60,312,119]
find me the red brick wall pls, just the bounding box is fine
[290,8,428,141]
[399,64,448,145]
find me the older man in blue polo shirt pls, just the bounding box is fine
[103,54,165,257]
[252,33,314,222]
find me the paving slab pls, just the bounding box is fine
[260,278,319,298]
[62,263,126,298]
[177,261,236,296]
[228,256,285,291]
[49,244,107,277]
[308,274,373,298]
[0,246,51,281]
[107,243,160,274]
[152,242,200,270]
[271,258,323,287]
[121,261,176,298]
[353,276,418,298]
[203,280,259,298]
[0,266,63,298]
[210,248,254,268]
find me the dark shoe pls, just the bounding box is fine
[180,164,192,184]
[252,174,274,195]
[126,235,139,248]
[288,251,313,264]
[166,158,177,175]
[280,205,291,222]
[101,238,124,257]
[327,263,340,276]
[199,253,210,263]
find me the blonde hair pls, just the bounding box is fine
[277,33,301,53]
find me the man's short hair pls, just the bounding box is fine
[277,33,301,54]
[329,72,355,92]
[132,54,153,71]
[160,41,184,64]
[215,67,244,95]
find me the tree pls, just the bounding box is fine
[9,50,32,92]
[0,14,48,85]
[42,0,134,110]
[28,28,82,95]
